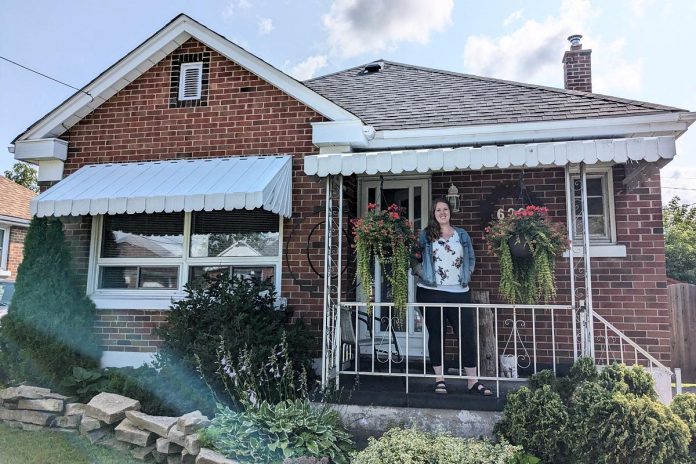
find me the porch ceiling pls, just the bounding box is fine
[32,155,292,218]
[303,136,676,177]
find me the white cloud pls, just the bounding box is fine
[257,18,274,35]
[462,0,644,97]
[323,0,453,59]
[463,0,592,86]
[289,55,329,80]
[223,0,252,19]
[503,10,523,27]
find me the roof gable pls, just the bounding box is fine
[15,14,360,143]
[305,61,685,131]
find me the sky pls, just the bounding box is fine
[1,0,695,204]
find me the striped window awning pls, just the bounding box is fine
[303,136,676,177]
[33,155,292,218]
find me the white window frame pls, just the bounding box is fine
[566,165,626,258]
[0,225,10,277]
[87,211,283,310]
[178,62,203,101]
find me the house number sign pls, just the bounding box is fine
[479,180,544,227]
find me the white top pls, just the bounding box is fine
[418,234,469,293]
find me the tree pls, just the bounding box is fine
[4,162,38,192]
[663,196,696,284]
[0,217,102,388]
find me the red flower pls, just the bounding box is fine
[390,212,399,219]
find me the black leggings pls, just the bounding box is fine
[416,286,476,368]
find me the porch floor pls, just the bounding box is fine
[334,373,525,411]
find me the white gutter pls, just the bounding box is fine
[311,112,695,151]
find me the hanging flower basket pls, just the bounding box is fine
[484,205,569,304]
[351,203,417,317]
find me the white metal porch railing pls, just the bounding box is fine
[590,312,672,376]
[333,301,672,396]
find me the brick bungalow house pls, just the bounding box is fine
[0,176,35,282]
[9,15,695,397]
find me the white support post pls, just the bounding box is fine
[321,176,332,388]
[580,163,595,359]
[564,166,579,360]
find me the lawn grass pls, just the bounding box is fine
[0,423,142,464]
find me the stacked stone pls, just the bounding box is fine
[0,386,237,463]
[0,385,83,433]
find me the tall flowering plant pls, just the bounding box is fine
[351,203,417,316]
[484,205,568,304]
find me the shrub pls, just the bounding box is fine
[156,273,314,407]
[498,358,691,464]
[671,393,696,452]
[0,217,101,389]
[352,427,522,464]
[494,386,569,463]
[571,382,690,463]
[201,401,354,464]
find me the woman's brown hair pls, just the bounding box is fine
[425,197,453,242]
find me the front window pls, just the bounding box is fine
[570,169,615,243]
[94,209,281,293]
[0,227,8,273]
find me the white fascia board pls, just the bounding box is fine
[13,138,68,162]
[364,112,696,150]
[18,28,192,142]
[17,16,359,144]
[312,121,374,148]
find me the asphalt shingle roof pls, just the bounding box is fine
[0,176,36,221]
[304,61,685,131]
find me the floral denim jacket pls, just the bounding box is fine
[414,227,475,288]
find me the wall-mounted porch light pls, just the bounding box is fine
[446,184,461,212]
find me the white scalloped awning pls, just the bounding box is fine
[32,155,292,218]
[303,136,676,177]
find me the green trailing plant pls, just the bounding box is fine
[352,427,524,464]
[201,401,354,464]
[351,203,417,316]
[156,272,314,412]
[0,217,101,390]
[497,358,692,464]
[484,205,568,304]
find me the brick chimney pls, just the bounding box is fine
[562,34,592,93]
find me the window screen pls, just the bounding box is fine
[101,212,184,258]
[190,209,280,258]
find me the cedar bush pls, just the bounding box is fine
[671,393,696,454]
[497,359,692,464]
[156,273,314,409]
[0,217,101,389]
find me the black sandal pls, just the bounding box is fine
[434,380,448,394]
[468,381,493,396]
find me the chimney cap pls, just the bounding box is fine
[568,34,583,48]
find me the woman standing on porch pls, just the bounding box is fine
[415,198,492,395]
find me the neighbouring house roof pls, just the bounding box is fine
[305,61,686,131]
[0,176,36,222]
[32,155,292,218]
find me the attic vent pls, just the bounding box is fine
[361,61,383,74]
[179,62,203,100]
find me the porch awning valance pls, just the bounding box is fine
[32,155,293,218]
[303,136,676,177]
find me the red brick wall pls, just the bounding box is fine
[432,166,670,365]
[59,38,328,353]
[5,226,28,279]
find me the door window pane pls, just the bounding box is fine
[101,213,184,258]
[190,210,279,258]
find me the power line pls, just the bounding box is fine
[663,186,696,192]
[0,55,93,101]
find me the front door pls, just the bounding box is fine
[359,177,430,358]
